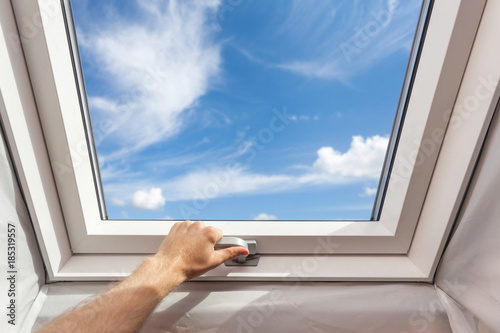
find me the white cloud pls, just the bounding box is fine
[254,213,277,220]
[111,198,125,206]
[360,186,378,197]
[79,0,223,151]
[103,135,388,203]
[313,135,388,178]
[132,187,166,210]
[288,114,312,122]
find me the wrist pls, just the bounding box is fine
[142,256,186,296]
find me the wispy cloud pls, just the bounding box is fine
[111,198,125,206]
[232,45,265,65]
[99,164,143,182]
[275,0,421,80]
[277,60,346,81]
[78,0,223,152]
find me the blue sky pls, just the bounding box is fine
[72,0,422,221]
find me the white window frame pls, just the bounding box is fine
[1,0,499,281]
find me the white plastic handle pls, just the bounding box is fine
[215,237,256,263]
[215,236,247,249]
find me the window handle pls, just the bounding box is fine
[215,237,258,264]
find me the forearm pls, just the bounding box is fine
[38,257,184,333]
[37,221,247,332]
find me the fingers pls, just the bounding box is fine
[170,221,221,244]
[172,220,192,233]
[212,246,249,265]
[205,226,223,243]
[190,220,205,230]
[158,220,251,279]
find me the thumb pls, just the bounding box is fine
[213,246,249,264]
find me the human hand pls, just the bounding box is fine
[153,220,249,282]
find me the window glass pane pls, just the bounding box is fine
[71,0,423,220]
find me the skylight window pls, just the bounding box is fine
[70,0,423,221]
[8,0,490,279]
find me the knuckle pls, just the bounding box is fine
[204,226,220,241]
[193,220,204,226]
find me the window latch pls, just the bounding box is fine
[215,237,259,266]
